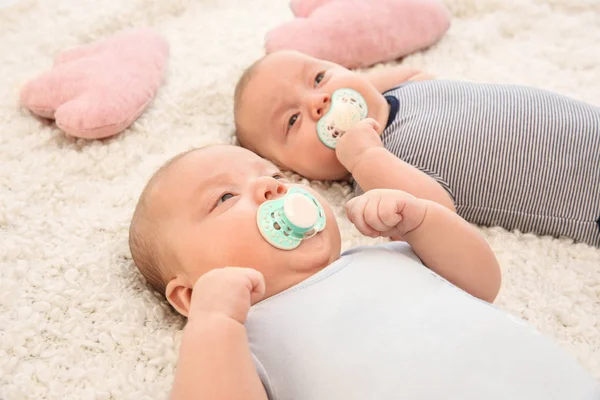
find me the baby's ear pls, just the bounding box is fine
[166,277,193,317]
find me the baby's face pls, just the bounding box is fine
[153,145,341,303]
[236,51,387,181]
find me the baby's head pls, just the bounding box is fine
[234,50,389,181]
[129,145,341,316]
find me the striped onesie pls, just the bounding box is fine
[355,80,600,247]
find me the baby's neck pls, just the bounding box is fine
[262,252,341,300]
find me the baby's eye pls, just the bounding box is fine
[273,174,285,180]
[288,114,299,129]
[217,193,235,205]
[314,72,325,87]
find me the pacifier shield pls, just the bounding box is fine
[257,188,327,250]
[317,88,368,149]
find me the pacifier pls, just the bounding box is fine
[316,88,368,149]
[257,187,327,250]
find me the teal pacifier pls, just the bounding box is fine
[317,88,368,149]
[257,187,327,250]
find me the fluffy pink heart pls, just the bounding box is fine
[20,29,169,139]
[266,0,451,69]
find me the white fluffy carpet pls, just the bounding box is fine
[1,0,599,398]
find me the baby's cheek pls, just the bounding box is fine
[227,227,270,265]
[285,125,345,179]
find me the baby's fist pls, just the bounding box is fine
[335,118,384,173]
[189,267,266,325]
[346,189,428,239]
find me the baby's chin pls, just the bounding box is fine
[293,229,340,269]
[275,148,345,180]
[296,159,349,181]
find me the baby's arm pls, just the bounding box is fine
[363,65,435,93]
[346,189,501,303]
[336,119,456,212]
[170,268,268,400]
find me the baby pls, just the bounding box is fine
[233,50,600,247]
[129,145,598,399]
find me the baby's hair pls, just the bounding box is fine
[234,56,267,151]
[129,149,196,297]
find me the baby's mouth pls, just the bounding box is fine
[257,188,326,250]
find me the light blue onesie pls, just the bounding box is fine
[246,242,599,400]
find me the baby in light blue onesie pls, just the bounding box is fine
[128,145,599,399]
[248,242,597,400]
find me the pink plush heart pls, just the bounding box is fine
[290,0,336,17]
[267,0,451,69]
[20,29,169,140]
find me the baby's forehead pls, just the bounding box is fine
[252,51,317,85]
[192,145,272,165]
[260,51,301,68]
[148,146,256,206]
[168,146,278,183]
[238,52,316,125]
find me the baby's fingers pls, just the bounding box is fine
[345,197,358,223]
[358,117,381,132]
[363,196,389,233]
[345,195,367,225]
[243,268,266,305]
[378,195,403,228]
[346,196,379,238]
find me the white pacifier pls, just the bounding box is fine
[257,187,327,250]
[316,88,368,149]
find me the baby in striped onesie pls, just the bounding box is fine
[234,50,600,247]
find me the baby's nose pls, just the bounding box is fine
[254,177,287,204]
[310,93,330,120]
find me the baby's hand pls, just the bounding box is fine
[188,267,266,325]
[335,118,384,173]
[345,189,428,239]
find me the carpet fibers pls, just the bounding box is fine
[0,0,599,398]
